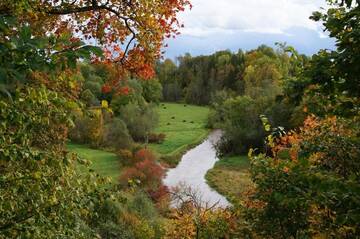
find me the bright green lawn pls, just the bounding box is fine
[206,155,253,203]
[149,103,210,165]
[67,143,121,180]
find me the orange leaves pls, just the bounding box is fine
[12,0,191,83]
[137,64,156,80]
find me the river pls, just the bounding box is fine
[163,130,230,208]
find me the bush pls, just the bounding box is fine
[117,103,159,141]
[117,149,134,166]
[246,116,360,238]
[80,89,99,107]
[148,133,166,144]
[119,158,165,190]
[134,148,157,162]
[102,117,133,150]
[90,192,165,239]
[68,108,104,147]
[216,96,265,155]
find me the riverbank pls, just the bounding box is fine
[205,155,253,203]
[149,102,210,167]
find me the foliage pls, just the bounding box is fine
[157,50,246,105]
[120,150,165,191]
[117,102,159,141]
[89,190,165,239]
[148,133,167,144]
[0,0,190,236]
[141,78,163,104]
[310,0,360,97]
[205,45,304,155]
[102,117,134,150]
[0,0,191,81]
[134,148,157,164]
[68,108,104,147]
[165,185,237,239]
[246,115,360,238]
[0,86,108,238]
[216,96,265,155]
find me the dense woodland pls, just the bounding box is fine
[1,0,359,238]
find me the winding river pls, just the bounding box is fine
[163,130,230,208]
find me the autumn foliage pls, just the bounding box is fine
[247,115,360,238]
[120,148,165,191]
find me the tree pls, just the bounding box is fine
[0,0,192,83]
[165,184,236,239]
[0,0,190,236]
[247,116,360,238]
[311,0,360,97]
[216,96,265,155]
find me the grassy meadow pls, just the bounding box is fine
[206,155,253,203]
[149,102,210,167]
[67,102,210,178]
[67,143,121,180]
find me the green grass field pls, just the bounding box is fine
[67,103,209,176]
[149,102,210,166]
[67,143,121,180]
[206,155,253,203]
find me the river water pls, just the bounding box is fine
[163,130,230,208]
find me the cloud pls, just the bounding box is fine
[178,0,326,37]
[163,0,335,59]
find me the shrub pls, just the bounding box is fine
[148,133,166,144]
[80,89,99,107]
[117,149,134,166]
[102,117,133,150]
[120,158,165,190]
[247,116,360,238]
[68,109,104,147]
[148,185,170,204]
[216,96,265,155]
[117,103,159,141]
[134,148,156,162]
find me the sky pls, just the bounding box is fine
[164,0,336,59]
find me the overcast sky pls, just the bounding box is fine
[164,0,335,59]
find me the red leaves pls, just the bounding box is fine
[148,185,170,203]
[134,148,156,162]
[120,149,165,190]
[101,84,112,94]
[119,86,130,95]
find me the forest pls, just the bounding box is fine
[0,0,359,238]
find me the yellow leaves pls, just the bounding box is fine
[264,124,271,132]
[33,171,41,180]
[48,195,58,205]
[101,100,108,108]
[248,148,254,158]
